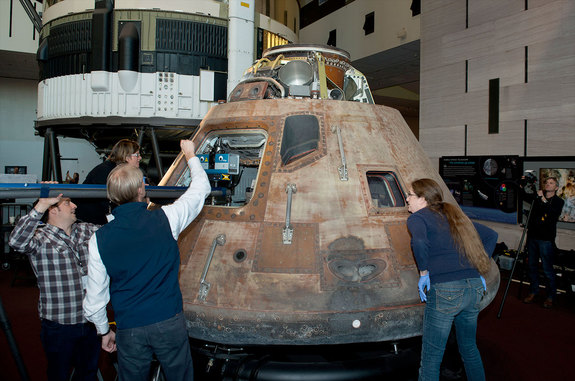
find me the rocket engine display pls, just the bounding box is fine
[157,44,500,378]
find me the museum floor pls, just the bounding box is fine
[1,262,574,381]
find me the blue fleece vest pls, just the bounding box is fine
[95,202,183,329]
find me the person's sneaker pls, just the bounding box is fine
[543,298,553,309]
[523,293,536,304]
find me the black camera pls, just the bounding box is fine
[519,170,538,194]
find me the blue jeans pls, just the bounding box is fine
[419,278,485,381]
[116,313,193,381]
[40,319,101,381]
[527,238,556,299]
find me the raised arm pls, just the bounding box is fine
[162,140,211,239]
[9,194,63,254]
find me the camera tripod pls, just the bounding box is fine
[0,295,30,380]
[497,198,535,318]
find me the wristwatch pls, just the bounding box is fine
[98,328,110,336]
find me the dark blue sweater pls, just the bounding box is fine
[407,207,498,284]
[95,202,182,329]
[75,160,117,224]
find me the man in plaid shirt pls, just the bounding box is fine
[10,194,101,381]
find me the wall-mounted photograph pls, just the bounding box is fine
[540,168,575,223]
[4,166,27,174]
[523,157,575,230]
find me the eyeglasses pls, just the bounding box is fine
[129,152,141,158]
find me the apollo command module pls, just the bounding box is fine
[157,44,500,380]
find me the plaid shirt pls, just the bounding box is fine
[9,208,99,324]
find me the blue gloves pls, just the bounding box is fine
[417,274,484,302]
[418,274,430,302]
[480,275,487,292]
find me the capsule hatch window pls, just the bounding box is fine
[280,115,320,165]
[174,130,268,207]
[366,171,406,208]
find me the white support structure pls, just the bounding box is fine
[37,72,216,122]
[227,0,255,96]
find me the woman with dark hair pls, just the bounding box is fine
[76,139,141,224]
[406,178,497,381]
[85,139,142,184]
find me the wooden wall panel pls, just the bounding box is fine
[441,23,496,65]
[468,0,524,28]
[529,36,575,82]
[420,94,464,130]
[526,123,575,156]
[467,120,525,156]
[419,125,466,161]
[420,0,466,41]
[500,78,575,119]
[468,47,524,90]
[421,90,488,134]
[420,0,574,161]
[460,90,489,126]
[420,62,465,100]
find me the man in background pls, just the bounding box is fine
[10,194,101,381]
[523,177,565,308]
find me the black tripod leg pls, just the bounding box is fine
[497,199,535,319]
[517,248,529,299]
[497,250,523,319]
[0,296,31,381]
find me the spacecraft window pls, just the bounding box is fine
[172,130,268,206]
[280,115,320,165]
[366,171,406,208]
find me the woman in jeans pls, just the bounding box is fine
[406,178,497,381]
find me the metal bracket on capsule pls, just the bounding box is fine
[334,125,348,181]
[198,234,226,301]
[283,183,297,244]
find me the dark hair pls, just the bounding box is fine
[411,178,491,274]
[33,198,67,224]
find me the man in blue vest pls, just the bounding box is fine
[83,140,210,380]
